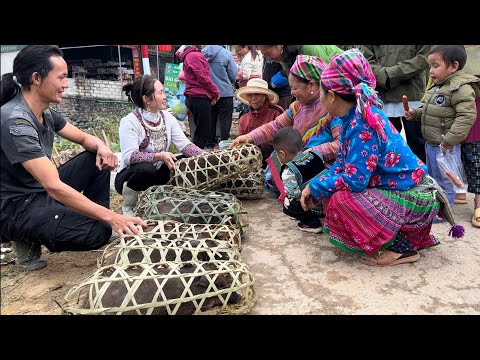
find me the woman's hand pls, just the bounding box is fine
[229,134,253,149]
[300,184,319,211]
[156,151,177,170]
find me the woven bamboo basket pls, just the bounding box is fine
[62,260,256,315]
[110,220,241,250]
[136,185,241,208]
[99,235,240,267]
[169,143,262,190]
[135,185,247,233]
[214,168,264,199]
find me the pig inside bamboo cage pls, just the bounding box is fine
[213,168,264,199]
[62,260,256,315]
[169,144,262,190]
[134,186,247,233]
[99,235,240,267]
[116,220,242,249]
[138,184,240,204]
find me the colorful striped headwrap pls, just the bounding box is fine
[321,48,386,140]
[290,54,325,83]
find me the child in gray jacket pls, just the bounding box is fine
[272,127,326,233]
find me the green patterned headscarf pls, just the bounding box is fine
[289,55,325,83]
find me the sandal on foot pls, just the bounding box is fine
[472,208,480,228]
[360,249,420,267]
[454,198,468,204]
[297,222,323,234]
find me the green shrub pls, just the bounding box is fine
[92,107,130,148]
[55,138,79,151]
[55,107,129,152]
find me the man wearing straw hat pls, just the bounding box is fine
[234,78,284,167]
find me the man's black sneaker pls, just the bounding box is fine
[14,258,47,271]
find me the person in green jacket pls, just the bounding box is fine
[361,45,431,164]
[405,45,480,213]
[257,45,343,74]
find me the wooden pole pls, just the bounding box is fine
[53,143,60,157]
[102,129,111,149]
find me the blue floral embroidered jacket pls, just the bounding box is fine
[309,105,428,199]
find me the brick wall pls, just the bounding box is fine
[50,78,132,130]
[64,78,127,100]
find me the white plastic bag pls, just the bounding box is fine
[436,148,468,190]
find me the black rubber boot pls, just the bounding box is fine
[13,239,47,271]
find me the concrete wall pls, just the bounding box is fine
[1,46,27,75]
[63,78,127,100]
[50,78,132,130]
[1,51,19,75]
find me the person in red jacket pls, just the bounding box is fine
[176,45,220,149]
[235,78,284,167]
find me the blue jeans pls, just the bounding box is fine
[425,143,461,207]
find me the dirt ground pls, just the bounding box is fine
[0,193,123,315]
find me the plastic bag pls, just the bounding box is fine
[435,148,468,190]
[271,71,288,88]
[171,99,187,115]
[218,139,233,150]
